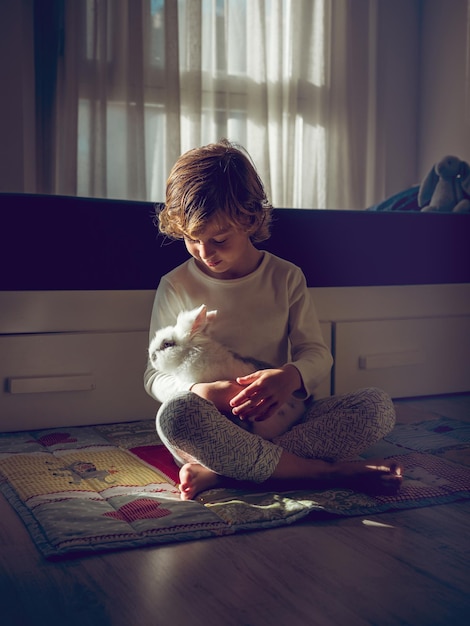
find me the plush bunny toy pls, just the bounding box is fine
[418,155,470,213]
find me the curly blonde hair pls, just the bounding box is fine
[158,139,272,242]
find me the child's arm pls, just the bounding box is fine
[229,268,332,422]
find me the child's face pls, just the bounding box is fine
[184,220,260,280]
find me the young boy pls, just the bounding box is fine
[144,139,402,500]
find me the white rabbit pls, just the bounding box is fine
[149,304,306,440]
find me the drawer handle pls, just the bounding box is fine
[358,351,425,370]
[7,375,96,394]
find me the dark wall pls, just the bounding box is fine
[1,193,469,290]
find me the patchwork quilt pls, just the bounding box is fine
[0,415,469,559]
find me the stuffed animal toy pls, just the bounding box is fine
[418,155,470,213]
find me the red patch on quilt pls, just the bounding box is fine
[129,445,180,484]
[35,432,78,447]
[103,498,172,522]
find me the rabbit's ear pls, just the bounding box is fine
[418,165,438,207]
[206,309,218,323]
[459,160,470,195]
[189,304,208,337]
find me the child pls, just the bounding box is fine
[144,139,402,500]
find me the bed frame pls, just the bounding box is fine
[1,193,469,431]
[1,193,469,290]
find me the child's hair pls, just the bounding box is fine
[158,139,273,242]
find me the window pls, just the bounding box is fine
[74,0,328,206]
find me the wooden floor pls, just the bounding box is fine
[1,394,469,626]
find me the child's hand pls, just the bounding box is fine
[190,380,245,414]
[229,365,303,423]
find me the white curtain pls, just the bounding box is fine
[48,0,403,208]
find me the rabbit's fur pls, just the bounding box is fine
[149,304,306,439]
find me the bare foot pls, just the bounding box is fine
[178,463,222,501]
[327,459,403,495]
[268,456,403,496]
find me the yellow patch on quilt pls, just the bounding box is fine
[0,449,166,501]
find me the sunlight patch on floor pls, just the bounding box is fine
[362,519,396,528]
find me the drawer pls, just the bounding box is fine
[0,323,332,431]
[333,316,470,398]
[0,331,157,431]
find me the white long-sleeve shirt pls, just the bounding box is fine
[144,251,333,404]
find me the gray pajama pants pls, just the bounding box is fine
[156,387,396,483]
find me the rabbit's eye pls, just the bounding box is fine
[160,340,176,350]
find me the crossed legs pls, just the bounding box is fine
[156,388,402,500]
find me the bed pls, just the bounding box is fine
[0,192,469,558]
